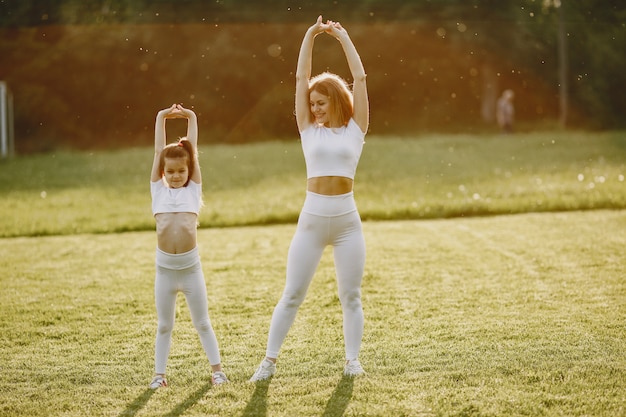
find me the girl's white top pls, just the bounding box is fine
[300,118,365,180]
[151,179,202,216]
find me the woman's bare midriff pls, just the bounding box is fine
[307,176,353,195]
[154,212,198,254]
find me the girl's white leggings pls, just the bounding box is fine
[154,247,221,374]
[266,191,366,361]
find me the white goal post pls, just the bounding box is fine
[0,81,15,158]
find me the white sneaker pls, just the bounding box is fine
[344,360,365,377]
[149,375,167,389]
[249,358,276,382]
[212,371,228,385]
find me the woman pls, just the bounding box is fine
[251,16,369,381]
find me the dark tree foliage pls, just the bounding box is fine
[0,0,624,152]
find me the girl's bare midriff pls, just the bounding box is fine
[155,212,198,254]
[307,176,353,195]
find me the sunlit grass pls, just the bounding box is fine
[1,131,625,237]
[1,132,624,415]
[0,211,624,416]
[356,131,626,219]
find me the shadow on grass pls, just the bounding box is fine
[163,382,212,417]
[117,389,155,417]
[321,375,354,417]
[241,375,354,416]
[241,379,271,417]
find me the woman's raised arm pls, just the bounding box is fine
[295,16,330,132]
[327,21,369,133]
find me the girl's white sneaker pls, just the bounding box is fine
[149,375,167,389]
[212,371,229,385]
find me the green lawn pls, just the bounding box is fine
[0,211,624,416]
[0,131,625,416]
[0,131,624,237]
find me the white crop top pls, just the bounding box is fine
[300,118,365,180]
[151,179,202,216]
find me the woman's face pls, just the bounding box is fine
[163,157,189,188]
[309,90,331,126]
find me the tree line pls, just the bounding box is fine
[0,0,624,152]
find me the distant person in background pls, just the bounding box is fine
[149,104,228,389]
[250,16,369,381]
[496,89,515,133]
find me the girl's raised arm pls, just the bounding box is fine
[151,104,177,182]
[327,21,369,133]
[177,105,198,149]
[177,105,201,184]
[295,16,330,133]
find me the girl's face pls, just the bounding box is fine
[163,157,189,188]
[310,90,331,126]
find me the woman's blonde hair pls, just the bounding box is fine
[308,72,353,127]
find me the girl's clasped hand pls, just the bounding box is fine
[158,103,189,119]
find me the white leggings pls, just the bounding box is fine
[266,191,366,361]
[154,247,221,374]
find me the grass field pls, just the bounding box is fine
[1,212,624,416]
[0,131,625,416]
[0,131,625,237]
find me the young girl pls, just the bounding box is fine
[250,16,369,381]
[149,104,227,388]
